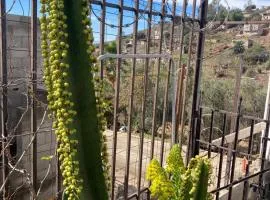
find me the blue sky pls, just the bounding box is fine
[5,0,270,43]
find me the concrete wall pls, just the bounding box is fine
[1,14,57,199]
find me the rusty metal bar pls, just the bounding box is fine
[30,0,38,197]
[159,0,176,164]
[146,0,154,161]
[188,0,208,162]
[99,0,106,79]
[138,0,163,195]
[91,0,200,21]
[228,98,242,200]
[242,120,255,200]
[216,113,227,200]
[208,110,214,158]
[127,187,149,199]
[56,142,62,200]
[123,0,139,198]
[194,107,202,155]
[110,0,123,198]
[173,0,188,145]
[225,56,243,185]
[0,0,8,198]
[149,0,166,165]
[211,167,270,194]
[179,0,197,146]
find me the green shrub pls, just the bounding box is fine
[266,60,270,71]
[233,41,245,54]
[246,69,257,78]
[146,145,212,200]
[244,44,269,64]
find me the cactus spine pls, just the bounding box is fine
[146,145,212,200]
[40,0,109,199]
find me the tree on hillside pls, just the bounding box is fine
[207,0,228,21]
[229,9,244,21]
[250,11,262,21]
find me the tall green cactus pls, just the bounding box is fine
[40,0,109,199]
[146,145,212,200]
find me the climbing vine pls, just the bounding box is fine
[40,0,109,199]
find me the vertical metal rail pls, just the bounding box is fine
[208,110,214,158]
[31,0,38,197]
[0,0,8,198]
[216,114,227,200]
[228,98,242,200]
[99,0,106,79]
[138,0,165,196]
[123,0,139,198]
[145,0,153,163]
[149,0,166,165]
[259,106,270,193]
[242,120,254,200]
[111,0,123,198]
[56,141,62,200]
[225,56,243,185]
[188,0,208,162]
[194,107,202,155]
[172,0,187,145]
[159,0,176,164]
[179,0,197,146]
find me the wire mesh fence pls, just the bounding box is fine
[1,0,270,200]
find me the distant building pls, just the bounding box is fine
[243,24,260,33]
[261,8,270,21]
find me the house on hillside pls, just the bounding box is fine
[261,7,270,21]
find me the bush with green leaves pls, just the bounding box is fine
[233,41,245,54]
[244,44,269,65]
[146,145,212,200]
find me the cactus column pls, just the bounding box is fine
[40,0,109,199]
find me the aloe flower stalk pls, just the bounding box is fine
[40,0,109,199]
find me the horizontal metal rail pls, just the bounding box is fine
[91,0,200,22]
[212,122,266,146]
[97,53,172,61]
[210,167,270,194]
[127,187,149,199]
[201,106,267,122]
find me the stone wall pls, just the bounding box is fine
[1,14,57,199]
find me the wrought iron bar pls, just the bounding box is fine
[99,0,106,79]
[208,110,214,158]
[90,0,200,21]
[242,120,255,200]
[30,0,38,198]
[179,0,197,147]
[194,107,203,155]
[0,0,8,198]
[188,0,208,162]
[110,0,123,198]
[211,167,270,194]
[123,0,139,198]
[173,0,188,145]
[216,113,227,200]
[151,0,165,165]
[228,98,242,200]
